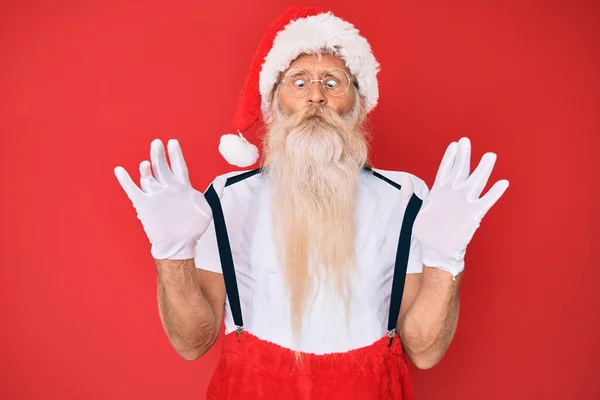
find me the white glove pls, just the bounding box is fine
[114,138,224,260]
[413,137,509,278]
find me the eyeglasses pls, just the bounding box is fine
[282,68,352,97]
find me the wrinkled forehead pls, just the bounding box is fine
[286,52,352,75]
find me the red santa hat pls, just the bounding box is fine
[218,5,381,167]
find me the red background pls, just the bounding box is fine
[1,0,598,399]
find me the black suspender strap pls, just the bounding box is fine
[202,168,262,341]
[204,183,245,340]
[368,168,424,346]
[386,193,422,345]
[204,167,422,346]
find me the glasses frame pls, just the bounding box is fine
[282,68,353,98]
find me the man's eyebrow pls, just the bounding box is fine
[288,66,349,74]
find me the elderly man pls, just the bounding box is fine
[114,5,508,399]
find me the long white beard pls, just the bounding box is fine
[261,93,369,335]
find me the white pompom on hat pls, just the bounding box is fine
[218,131,260,168]
[219,5,381,167]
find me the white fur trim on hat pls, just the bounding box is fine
[258,11,380,123]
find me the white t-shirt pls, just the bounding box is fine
[194,167,429,355]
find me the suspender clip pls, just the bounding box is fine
[387,329,396,347]
[236,326,244,342]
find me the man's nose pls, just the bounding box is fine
[306,81,327,105]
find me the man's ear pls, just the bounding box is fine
[269,85,280,114]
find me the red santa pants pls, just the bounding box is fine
[206,331,415,400]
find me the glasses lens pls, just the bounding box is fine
[322,69,350,96]
[284,69,311,97]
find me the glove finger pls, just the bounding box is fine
[150,139,176,185]
[167,139,190,184]
[451,137,471,187]
[477,179,509,216]
[114,166,145,205]
[433,141,457,187]
[465,152,496,200]
[139,160,162,193]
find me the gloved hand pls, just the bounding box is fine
[114,138,224,260]
[413,137,509,278]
